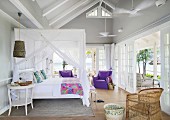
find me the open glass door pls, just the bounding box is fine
[114,45,119,86]
[126,42,136,93]
[118,42,136,92]
[118,44,127,90]
[160,27,170,115]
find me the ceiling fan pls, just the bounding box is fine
[113,0,157,17]
[98,3,116,38]
[98,18,117,37]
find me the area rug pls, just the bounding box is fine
[1,99,94,117]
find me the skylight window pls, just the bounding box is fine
[86,6,112,18]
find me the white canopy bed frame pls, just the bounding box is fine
[12,29,90,107]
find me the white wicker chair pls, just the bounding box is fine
[136,73,154,87]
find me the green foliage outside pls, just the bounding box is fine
[157,75,161,79]
[86,50,91,55]
[137,49,152,75]
[145,73,161,80]
[145,73,154,78]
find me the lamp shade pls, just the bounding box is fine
[13,40,26,58]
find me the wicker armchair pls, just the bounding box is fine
[126,88,164,120]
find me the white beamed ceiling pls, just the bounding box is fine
[0,0,118,29]
[35,0,119,28]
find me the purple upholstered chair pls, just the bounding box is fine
[93,71,112,89]
[59,70,74,77]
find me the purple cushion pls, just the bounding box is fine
[98,71,111,80]
[97,80,106,82]
[60,70,73,77]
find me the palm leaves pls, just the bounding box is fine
[137,49,152,75]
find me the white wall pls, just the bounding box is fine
[62,12,113,44]
[113,0,170,43]
[0,14,14,114]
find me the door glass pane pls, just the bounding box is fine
[127,44,134,92]
[163,32,170,107]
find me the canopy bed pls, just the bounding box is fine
[12,29,90,107]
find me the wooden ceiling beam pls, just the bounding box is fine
[99,0,104,6]
[43,0,69,17]
[49,0,90,26]
[103,0,115,10]
[55,0,100,28]
[0,9,25,28]
[9,0,43,28]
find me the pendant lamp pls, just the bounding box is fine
[13,12,26,58]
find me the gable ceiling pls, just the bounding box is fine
[35,0,122,28]
[0,0,169,34]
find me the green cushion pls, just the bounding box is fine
[40,70,47,79]
[34,71,42,83]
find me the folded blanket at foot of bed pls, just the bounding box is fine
[61,83,83,96]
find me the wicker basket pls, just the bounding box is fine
[104,103,125,120]
[17,81,32,86]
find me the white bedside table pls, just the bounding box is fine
[7,84,34,116]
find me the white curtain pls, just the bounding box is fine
[13,29,90,107]
[12,59,19,82]
[104,44,111,70]
[111,43,115,84]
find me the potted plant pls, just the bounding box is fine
[62,61,68,70]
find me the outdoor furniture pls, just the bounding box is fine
[136,73,154,87]
[59,70,74,77]
[93,71,112,89]
[126,88,164,120]
[153,78,160,87]
[104,103,125,120]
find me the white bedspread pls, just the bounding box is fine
[33,78,82,99]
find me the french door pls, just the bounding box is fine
[161,27,170,114]
[118,44,126,90]
[114,45,119,86]
[118,42,136,93]
[126,42,136,93]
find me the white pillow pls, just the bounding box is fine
[19,72,34,82]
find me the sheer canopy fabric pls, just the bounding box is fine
[104,44,111,70]
[13,29,90,106]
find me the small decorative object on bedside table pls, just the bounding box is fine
[10,82,19,86]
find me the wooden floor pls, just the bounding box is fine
[1,87,170,120]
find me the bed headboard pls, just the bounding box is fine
[19,68,34,73]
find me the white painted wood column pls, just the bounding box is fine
[96,48,99,74]
[153,41,157,79]
[92,50,95,72]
